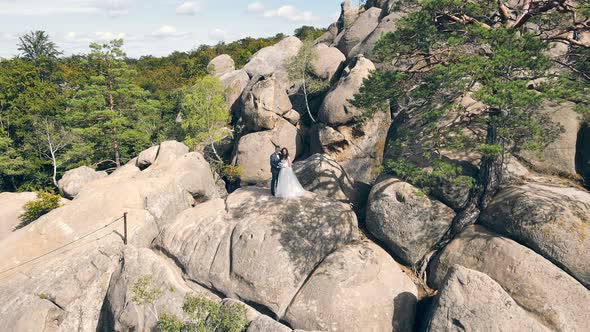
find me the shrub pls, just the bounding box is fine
[158,294,248,332]
[158,313,184,332]
[16,191,61,229]
[220,164,243,183]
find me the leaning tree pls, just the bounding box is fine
[355,0,590,252]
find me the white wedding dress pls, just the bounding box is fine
[275,159,307,199]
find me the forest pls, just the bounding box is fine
[0,26,325,192]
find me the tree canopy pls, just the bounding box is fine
[0,27,307,192]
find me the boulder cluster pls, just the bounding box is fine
[0,1,589,331]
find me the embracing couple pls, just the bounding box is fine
[269,146,307,199]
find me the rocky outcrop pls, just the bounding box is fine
[220,69,250,113]
[243,36,302,79]
[480,182,590,288]
[247,315,292,332]
[366,176,455,265]
[316,110,390,185]
[0,192,36,240]
[349,10,406,61]
[284,241,417,332]
[234,118,302,184]
[242,76,294,131]
[136,145,159,170]
[310,44,345,82]
[208,54,235,77]
[429,225,590,332]
[293,153,368,209]
[58,166,107,199]
[0,245,120,332]
[336,7,382,57]
[0,141,220,331]
[158,187,358,318]
[426,265,549,332]
[318,55,375,126]
[101,246,209,331]
[518,101,581,178]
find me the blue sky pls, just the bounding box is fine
[0,0,343,58]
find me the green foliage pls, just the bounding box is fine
[17,30,62,60]
[286,38,330,122]
[180,75,231,158]
[158,313,185,332]
[220,164,243,182]
[0,25,312,192]
[17,191,61,229]
[157,294,248,332]
[294,26,327,41]
[355,1,573,189]
[181,294,248,332]
[131,275,163,306]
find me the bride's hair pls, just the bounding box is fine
[280,148,289,160]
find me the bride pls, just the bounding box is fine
[275,148,307,199]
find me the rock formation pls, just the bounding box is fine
[1,1,590,331]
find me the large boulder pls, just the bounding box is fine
[284,241,417,332]
[220,69,250,113]
[243,36,302,78]
[0,245,120,332]
[426,265,550,332]
[0,142,219,331]
[519,101,581,178]
[136,145,159,170]
[158,187,359,318]
[366,176,455,265]
[293,153,368,209]
[234,119,302,184]
[335,7,382,56]
[208,54,235,77]
[0,192,36,241]
[247,315,292,332]
[480,182,590,288]
[316,110,391,185]
[58,166,107,199]
[242,76,293,131]
[429,225,590,332]
[336,0,362,33]
[0,142,217,288]
[349,10,407,61]
[101,246,212,331]
[310,44,345,82]
[318,55,375,126]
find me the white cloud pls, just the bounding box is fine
[176,1,202,15]
[62,31,127,44]
[95,31,127,41]
[246,2,265,13]
[0,0,132,16]
[0,33,18,41]
[209,28,230,42]
[261,5,318,22]
[151,25,190,39]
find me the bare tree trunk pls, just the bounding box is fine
[302,51,317,123]
[44,118,59,188]
[211,141,223,163]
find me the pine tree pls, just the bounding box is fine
[67,39,161,170]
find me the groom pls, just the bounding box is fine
[270,145,282,196]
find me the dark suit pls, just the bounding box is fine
[270,152,282,196]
